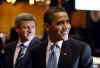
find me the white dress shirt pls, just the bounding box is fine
[46,40,63,67]
[13,40,31,67]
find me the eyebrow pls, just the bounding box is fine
[57,20,70,25]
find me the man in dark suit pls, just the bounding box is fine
[4,13,40,68]
[32,7,93,68]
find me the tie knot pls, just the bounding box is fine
[50,44,56,50]
[20,44,26,48]
[51,44,59,50]
[20,44,27,54]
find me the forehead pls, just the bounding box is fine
[20,20,35,26]
[53,12,69,19]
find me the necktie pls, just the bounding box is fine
[47,44,57,68]
[15,44,26,68]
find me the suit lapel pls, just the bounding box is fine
[57,38,82,68]
[7,41,17,68]
[41,40,48,68]
[22,38,37,64]
[58,40,73,68]
[22,38,41,68]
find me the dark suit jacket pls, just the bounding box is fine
[32,38,93,68]
[4,38,40,68]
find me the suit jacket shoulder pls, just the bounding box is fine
[61,38,93,68]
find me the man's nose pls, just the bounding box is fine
[63,23,71,30]
[63,23,68,29]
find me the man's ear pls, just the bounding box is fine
[43,23,49,31]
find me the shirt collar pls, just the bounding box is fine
[48,39,63,49]
[17,40,32,48]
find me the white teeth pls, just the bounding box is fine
[63,31,68,33]
[58,30,69,34]
[63,32,68,34]
[64,32,67,33]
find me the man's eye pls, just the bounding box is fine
[57,21,64,25]
[23,27,28,29]
[57,20,70,25]
[31,26,35,28]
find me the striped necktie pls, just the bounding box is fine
[15,44,26,68]
[47,44,57,68]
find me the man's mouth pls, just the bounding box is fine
[61,30,69,34]
[63,32,68,34]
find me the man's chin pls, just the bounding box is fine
[57,36,64,41]
[60,34,68,40]
[27,37,34,40]
[24,37,31,41]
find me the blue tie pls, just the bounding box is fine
[15,44,26,68]
[47,44,57,68]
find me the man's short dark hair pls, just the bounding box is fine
[15,13,37,28]
[44,7,67,25]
